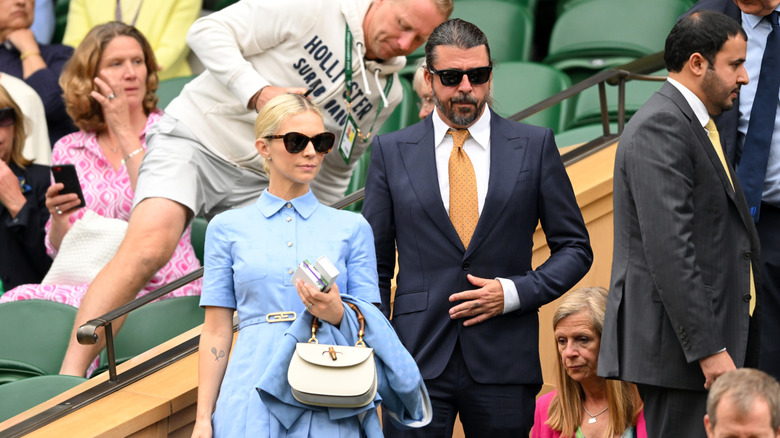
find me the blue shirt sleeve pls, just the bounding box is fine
[200,214,238,309]
[344,215,380,304]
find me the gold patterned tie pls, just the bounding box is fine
[705,119,755,315]
[448,129,478,249]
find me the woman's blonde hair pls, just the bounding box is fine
[546,287,643,437]
[254,93,323,175]
[60,21,159,132]
[0,84,30,168]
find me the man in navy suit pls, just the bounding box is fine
[362,18,593,437]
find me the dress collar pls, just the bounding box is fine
[256,189,319,219]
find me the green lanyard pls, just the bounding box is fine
[344,25,394,142]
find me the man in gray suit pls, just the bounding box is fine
[598,11,761,438]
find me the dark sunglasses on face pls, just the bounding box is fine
[428,66,492,87]
[0,107,17,127]
[266,131,336,154]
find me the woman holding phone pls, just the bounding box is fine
[0,83,52,291]
[0,22,201,309]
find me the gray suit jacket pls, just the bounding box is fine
[598,82,761,390]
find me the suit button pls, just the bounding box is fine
[678,326,685,334]
[462,262,470,271]
[744,251,751,259]
[744,294,752,302]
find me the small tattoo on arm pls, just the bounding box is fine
[211,346,226,361]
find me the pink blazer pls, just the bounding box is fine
[532,391,647,438]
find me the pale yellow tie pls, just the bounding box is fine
[705,119,755,315]
[448,129,478,249]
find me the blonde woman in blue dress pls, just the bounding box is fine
[192,93,381,437]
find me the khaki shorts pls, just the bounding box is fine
[134,113,268,220]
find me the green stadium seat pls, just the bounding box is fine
[545,0,687,83]
[190,217,208,266]
[95,296,204,376]
[0,375,87,422]
[491,61,571,132]
[344,77,417,213]
[451,1,534,62]
[0,300,77,385]
[567,70,666,129]
[52,0,70,45]
[156,75,197,110]
[555,122,619,148]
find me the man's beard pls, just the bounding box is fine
[433,91,487,127]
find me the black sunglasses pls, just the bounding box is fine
[428,66,492,87]
[266,131,336,154]
[0,107,17,127]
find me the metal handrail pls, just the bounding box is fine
[510,51,666,166]
[76,268,204,381]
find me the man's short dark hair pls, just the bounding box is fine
[664,10,746,73]
[664,11,747,73]
[424,18,492,69]
[707,368,780,431]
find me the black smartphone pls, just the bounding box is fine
[51,164,86,210]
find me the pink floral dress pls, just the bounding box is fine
[1,111,202,306]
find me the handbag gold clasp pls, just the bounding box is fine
[266,311,297,323]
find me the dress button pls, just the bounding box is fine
[743,251,751,259]
[288,268,294,275]
[286,217,292,222]
[286,203,292,208]
[462,262,470,271]
[287,242,293,247]
[744,294,752,302]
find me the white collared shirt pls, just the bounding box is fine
[666,77,710,128]
[430,107,520,313]
[431,108,492,214]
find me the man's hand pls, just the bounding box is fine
[699,350,736,389]
[448,274,504,326]
[251,86,308,112]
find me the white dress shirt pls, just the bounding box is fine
[431,108,521,313]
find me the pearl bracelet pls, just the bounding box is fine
[121,147,145,165]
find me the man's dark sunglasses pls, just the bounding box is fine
[265,132,336,154]
[0,107,17,127]
[428,66,492,87]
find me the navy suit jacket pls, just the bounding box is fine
[362,109,592,385]
[687,0,743,166]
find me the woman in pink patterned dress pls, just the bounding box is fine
[0,22,201,306]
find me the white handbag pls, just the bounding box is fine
[287,303,377,408]
[42,210,127,285]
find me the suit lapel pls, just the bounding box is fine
[662,84,737,202]
[466,111,528,257]
[662,83,758,241]
[398,121,465,251]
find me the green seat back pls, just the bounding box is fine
[545,0,687,82]
[491,61,571,133]
[96,296,204,373]
[0,300,77,380]
[0,375,87,422]
[555,122,619,148]
[344,77,416,213]
[190,217,208,265]
[52,0,69,44]
[156,75,197,110]
[451,1,534,62]
[568,70,666,129]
